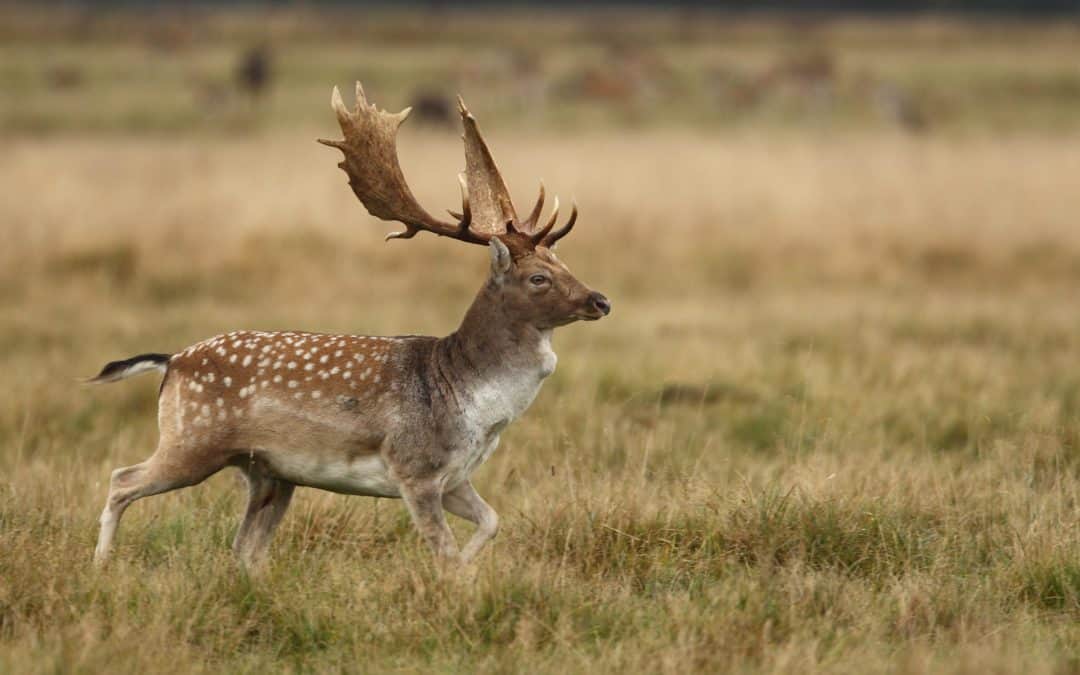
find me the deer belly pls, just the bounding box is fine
[265,452,400,498]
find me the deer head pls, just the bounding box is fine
[318,83,610,330]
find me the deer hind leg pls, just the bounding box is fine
[94,462,148,564]
[399,481,460,563]
[232,464,295,568]
[93,446,226,565]
[442,481,499,563]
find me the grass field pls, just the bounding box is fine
[4,8,1080,674]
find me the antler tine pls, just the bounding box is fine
[445,174,472,219]
[330,84,350,124]
[385,225,419,241]
[522,181,546,230]
[530,195,559,245]
[320,82,492,246]
[456,174,473,233]
[540,200,578,248]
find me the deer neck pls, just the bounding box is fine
[435,284,556,429]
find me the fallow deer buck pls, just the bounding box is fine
[90,83,610,567]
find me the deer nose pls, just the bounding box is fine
[589,292,611,316]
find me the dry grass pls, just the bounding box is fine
[4,127,1080,674]
[5,11,1080,675]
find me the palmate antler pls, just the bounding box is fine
[318,82,576,248]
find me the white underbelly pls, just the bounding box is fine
[265,452,400,498]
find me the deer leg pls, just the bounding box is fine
[94,448,224,565]
[399,482,460,563]
[442,481,498,563]
[232,467,295,568]
[95,462,149,564]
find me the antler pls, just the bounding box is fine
[318,83,488,244]
[510,184,574,247]
[319,82,578,249]
[457,96,517,236]
[539,200,577,248]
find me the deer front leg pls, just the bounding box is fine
[442,481,498,563]
[233,467,295,568]
[399,481,461,563]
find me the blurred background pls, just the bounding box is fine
[5,1,1080,135]
[6,3,1080,672]
[6,1,1080,309]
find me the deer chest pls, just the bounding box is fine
[444,361,552,484]
[464,357,553,432]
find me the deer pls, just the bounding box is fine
[89,83,610,568]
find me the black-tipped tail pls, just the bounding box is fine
[86,353,172,384]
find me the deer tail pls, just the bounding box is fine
[85,353,172,384]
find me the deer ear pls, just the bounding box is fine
[489,237,512,279]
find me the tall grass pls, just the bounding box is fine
[5,12,1080,674]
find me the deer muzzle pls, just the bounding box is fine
[584,291,611,319]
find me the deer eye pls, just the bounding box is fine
[529,274,549,286]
